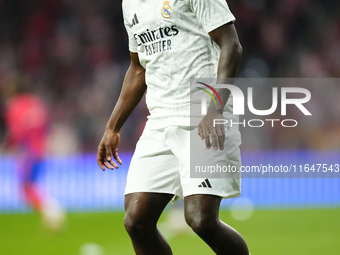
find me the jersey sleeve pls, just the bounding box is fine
[122,4,138,53]
[187,0,236,34]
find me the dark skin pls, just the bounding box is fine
[97,23,248,255]
[198,22,243,151]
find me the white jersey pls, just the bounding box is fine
[122,0,236,130]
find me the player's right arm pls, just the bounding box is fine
[97,52,146,171]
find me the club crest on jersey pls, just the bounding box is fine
[161,0,173,18]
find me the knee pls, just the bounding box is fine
[185,211,217,236]
[124,207,154,236]
[124,212,145,235]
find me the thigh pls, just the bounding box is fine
[125,192,174,224]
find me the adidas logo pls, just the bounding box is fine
[198,179,212,188]
[132,13,139,26]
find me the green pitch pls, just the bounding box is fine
[0,208,339,255]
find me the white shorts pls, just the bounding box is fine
[125,126,242,200]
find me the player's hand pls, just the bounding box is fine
[198,110,225,150]
[97,129,122,171]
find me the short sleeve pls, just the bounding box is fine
[188,0,236,34]
[122,5,138,53]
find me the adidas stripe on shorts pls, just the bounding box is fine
[125,125,241,200]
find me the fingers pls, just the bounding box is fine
[204,128,211,149]
[201,125,225,150]
[97,142,121,171]
[104,160,116,170]
[210,129,219,150]
[97,150,106,171]
[113,148,123,165]
[97,145,107,171]
[198,125,204,140]
[215,125,225,150]
[104,143,116,169]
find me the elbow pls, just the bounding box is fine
[229,40,243,66]
[220,39,243,60]
[233,40,243,60]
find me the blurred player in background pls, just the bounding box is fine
[3,86,65,232]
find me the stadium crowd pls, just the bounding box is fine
[0,0,339,153]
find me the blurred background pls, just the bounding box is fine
[0,0,339,254]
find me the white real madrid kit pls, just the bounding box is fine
[123,0,242,200]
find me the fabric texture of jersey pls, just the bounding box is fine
[122,0,236,130]
[125,126,241,200]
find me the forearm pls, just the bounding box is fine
[106,64,146,132]
[217,40,242,80]
[208,23,242,113]
[210,43,242,113]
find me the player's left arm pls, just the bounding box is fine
[210,22,242,82]
[198,22,242,150]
